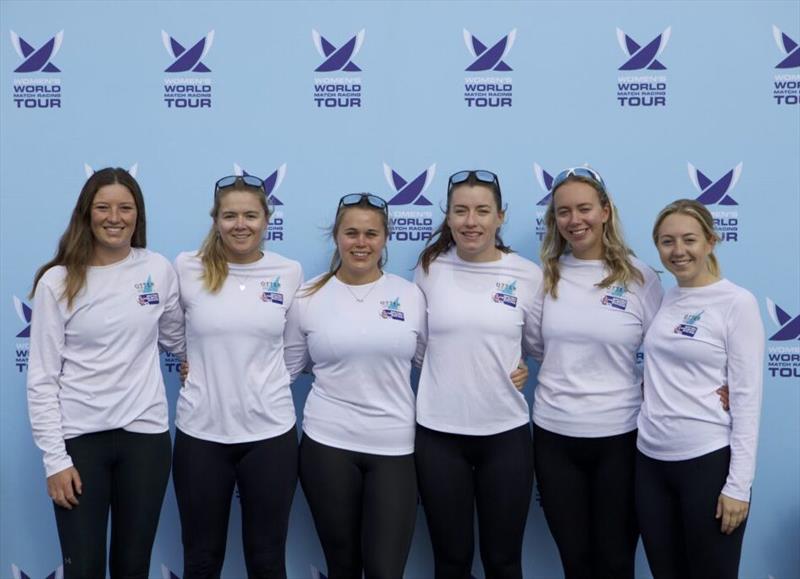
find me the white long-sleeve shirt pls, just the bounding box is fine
[284,273,425,455]
[175,251,303,443]
[637,279,764,501]
[27,248,185,477]
[532,254,663,437]
[414,249,543,435]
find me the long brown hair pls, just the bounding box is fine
[30,168,146,308]
[302,195,390,297]
[416,173,511,273]
[198,182,271,293]
[540,174,643,298]
[652,198,721,277]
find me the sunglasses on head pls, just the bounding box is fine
[447,170,500,196]
[550,166,606,193]
[214,175,266,197]
[338,193,389,214]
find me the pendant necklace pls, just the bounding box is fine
[341,275,382,303]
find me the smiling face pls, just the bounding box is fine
[553,180,609,260]
[446,183,505,262]
[656,212,718,287]
[215,190,268,264]
[335,207,386,284]
[90,183,137,264]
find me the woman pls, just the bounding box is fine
[27,167,184,579]
[284,193,424,579]
[532,166,663,578]
[172,175,303,578]
[413,170,541,579]
[636,199,764,579]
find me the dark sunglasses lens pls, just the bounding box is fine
[449,171,471,186]
[473,170,496,184]
[242,176,264,189]
[366,195,387,209]
[216,176,237,189]
[340,194,363,206]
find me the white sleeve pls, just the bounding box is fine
[413,284,427,368]
[721,291,765,502]
[283,296,310,384]
[158,261,185,359]
[26,279,73,477]
[639,268,664,334]
[523,282,545,362]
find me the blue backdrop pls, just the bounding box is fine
[1,1,798,577]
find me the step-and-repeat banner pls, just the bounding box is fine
[1,1,798,577]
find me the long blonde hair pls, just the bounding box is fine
[31,168,147,309]
[198,184,270,293]
[540,174,643,298]
[652,199,721,277]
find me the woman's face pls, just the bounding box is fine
[446,184,504,262]
[553,180,609,260]
[335,207,386,282]
[90,183,137,259]
[215,190,268,264]
[656,212,717,287]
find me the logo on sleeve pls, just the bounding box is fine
[261,277,284,304]
[135,275,160,306]
[380,297,406,321]
[602,285,629,310]
[674,311,702,337]
[493,280,518,308]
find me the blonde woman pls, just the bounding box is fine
[636,199,763,578]
[172,175,302,578]
[532,166,663,578]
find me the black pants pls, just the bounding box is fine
[533,425,638,579]
[299,435,417,579]
[54,429,171,579]
[172,427,298,579]
[636,446,747,579]
[415,423,534,579]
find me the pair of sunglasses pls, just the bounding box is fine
[550,166,606,193]
[214,175,266,197]
[447,170,500,196]
[338,193,388,214]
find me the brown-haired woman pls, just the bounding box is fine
[172,175,303,578]
[532,166,663,579]
[27,167,184,578]
[284,193,425,579]
[636,199,764,578]
[413,170,541,579]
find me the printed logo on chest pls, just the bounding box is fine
[601,285,629,311]
[135,275,160,306]
[380,297,406,321]
[674,310,703,337]
[492,280,518,308]
[261,277,284,304]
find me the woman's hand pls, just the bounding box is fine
[47,466,82,509]
[716,385,730,411]
[716,493,749,534]
[179,361,189,384]
[510,359,529,391]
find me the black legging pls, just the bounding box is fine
[636,446,747,579]
[415,423,534,579]
[172,427,298,579]
[533,425,638,579]
[54,429,171,579]
[298,434,417,579]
